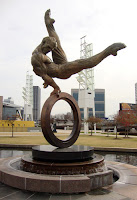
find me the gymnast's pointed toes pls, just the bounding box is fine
[110,42,126,56]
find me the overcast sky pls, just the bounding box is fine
[0,0,137,118]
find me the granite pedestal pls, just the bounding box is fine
[20,145,106,175]
[0,145,113,193]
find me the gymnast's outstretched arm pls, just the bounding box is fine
[42,73,61,96]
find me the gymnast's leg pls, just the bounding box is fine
[55,42,126,79]
[44,9,67,64]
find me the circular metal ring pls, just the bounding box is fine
[41,92,81,148]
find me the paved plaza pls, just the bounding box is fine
[0,159,137,199]
[0,182,133,200]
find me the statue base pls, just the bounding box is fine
[0,145,113,193]
[32,145,94,162]
[20,145,105,175]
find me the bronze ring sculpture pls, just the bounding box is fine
[41,92,81,148]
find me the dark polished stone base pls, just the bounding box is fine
[32,145,94,162]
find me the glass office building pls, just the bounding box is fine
[71,89,105,119]
[2,97,23,120]
[33,86,41,122]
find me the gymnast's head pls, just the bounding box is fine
[41,36,57,54]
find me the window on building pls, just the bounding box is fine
[80,108,84,112]
[73,92,78,102]
[81,113,84,120]
[95,103,104,111]
[95,113,105,118]
[95,93,104,101]
[88,112,93,117]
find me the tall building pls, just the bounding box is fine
[22,72,33,121]
[0,96,3,120]
[33,86,41,122]
[71,89,105,119]
[135,83,137,104]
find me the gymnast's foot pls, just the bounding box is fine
[107,43,126,56]
[44,9,55,27]
[50,87,61,96]
[43,82,48,88]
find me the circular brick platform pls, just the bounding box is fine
[0,157,113,193]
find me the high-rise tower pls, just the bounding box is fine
[22,71,33,121]
[0,96,3,120]
[33,86,41,123]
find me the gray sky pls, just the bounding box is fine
[0,0,137,117]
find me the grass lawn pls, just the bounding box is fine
[0,135,137,148]
[75,135,137,148]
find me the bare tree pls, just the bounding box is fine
[113,114,120,139]
[101,119,115,137]
[7,115,16,137]
[86,116,102,136]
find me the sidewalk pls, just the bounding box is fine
[0,129,137,138]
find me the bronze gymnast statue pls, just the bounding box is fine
[31,9,126,96]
